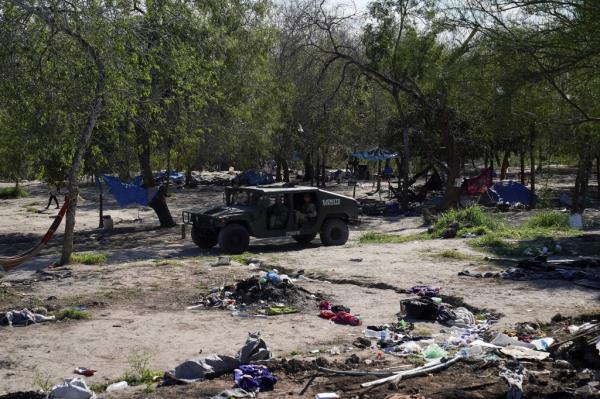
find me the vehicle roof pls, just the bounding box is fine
[228,185,317,193]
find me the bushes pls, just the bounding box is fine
[359,231,428,244]
[525,211,570,230]
[431,206,501,237]
[0,186,28,199]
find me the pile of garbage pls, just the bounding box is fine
[0,308,55,327]
[459,256,600,288]
[188,270,320,316]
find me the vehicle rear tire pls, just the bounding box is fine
[218,224,250,254]
[293,233,317,244]
[191,227,217,249]
[320,218,349,246]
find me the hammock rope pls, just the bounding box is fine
[0,198,69,272]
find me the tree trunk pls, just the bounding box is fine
[596,156,600,200]
[275,158,282,182]
[283,159,290,182]
[185,167,192,187]
[60,86,104,265]
[500,150,510,180]
[520,147,525,185]
[401,127,410,210]
[529,124,536,206]
[136,123,175,227]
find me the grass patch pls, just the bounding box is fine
[71,251,107,265]
[359,231,429,244]
[436,249,469,260]
[55,308,90,320]
[231,252,254,264]
[92,349,161,392]
[525,211,570,230]
[404,354,426,366]
[0,186,28,199]
[431,206,501,237]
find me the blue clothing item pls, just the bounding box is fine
[352,148,398,161]
[102,175,158,207]
[233,365,277,392]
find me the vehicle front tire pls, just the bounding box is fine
[191,227,217,249]
[218,223,250,254]
[320,218,349,246]
[293,233,317,244]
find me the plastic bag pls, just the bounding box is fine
[422,343,447,359]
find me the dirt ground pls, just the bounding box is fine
[1,174,600,397]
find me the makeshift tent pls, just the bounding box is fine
[464,167,493,195]
[102,175,158,207]
[232,170,274,186]
[351,148,398,161]
[480,181,533,206]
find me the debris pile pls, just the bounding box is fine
[188,270,320,316]
[459,256,600,288]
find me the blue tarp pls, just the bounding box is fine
[351,148,398,161]
[487,181,532,206]
[102,175,158,207]
[233,170,274,186]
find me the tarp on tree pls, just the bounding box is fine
[232,170,274,186]
[464,167,493,195]
[482,181,532,206]
[351,148,398,161]
[102,175,158,207]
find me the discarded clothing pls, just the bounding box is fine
[49,378,96,399]
[211,388,254,399]
[319,300,332,310]
[1,309,55,327]
[265,306,298,316]
[437,307,475,328]
[233,365,277,392]
[319,310,361,326]
[407,285,440,297]
[500,364,525,399]
[331,305,350,313]
[165,332,271,383]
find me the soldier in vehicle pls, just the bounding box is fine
[296,193,317,225]
[268,196,288,229]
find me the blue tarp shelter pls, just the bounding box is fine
[233,170,275,186]
[484,181,533,206]
[351,148,399,161]
[102,175,158,207]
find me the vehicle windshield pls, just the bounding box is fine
[228,190,255,206]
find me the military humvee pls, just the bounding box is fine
[182,185,359,254]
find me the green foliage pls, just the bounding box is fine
[359,231,429,244]
[432,206,501,237]
[436,249,469,260]
[55,309,90,320]
[0,186,28,199]
[70,252,107,265]
[525,211,570,230]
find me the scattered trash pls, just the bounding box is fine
[531,337,554,351]
[437,307,475,328]
[105,381,128,392]
[211,256,231,267]
[73,368,96,377]
[407,285,440,297]
[349,258,363,262]
[233,365,277,392]
[264,306,299,316]
[500,363,525,399]
[1,309,55,327]
[319,310,362,326]
[315,393,339,399]
[500,345,550,360]
[165,332,271,383]
[211,388,253,399]
[422,343,447,359]
[49,378,95,399]
[329,346,341,355]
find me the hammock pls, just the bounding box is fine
[0,198,69,272]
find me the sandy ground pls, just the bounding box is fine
[0,177,599,395]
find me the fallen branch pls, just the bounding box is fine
[360,356,463,388]
[317,367,394,377]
